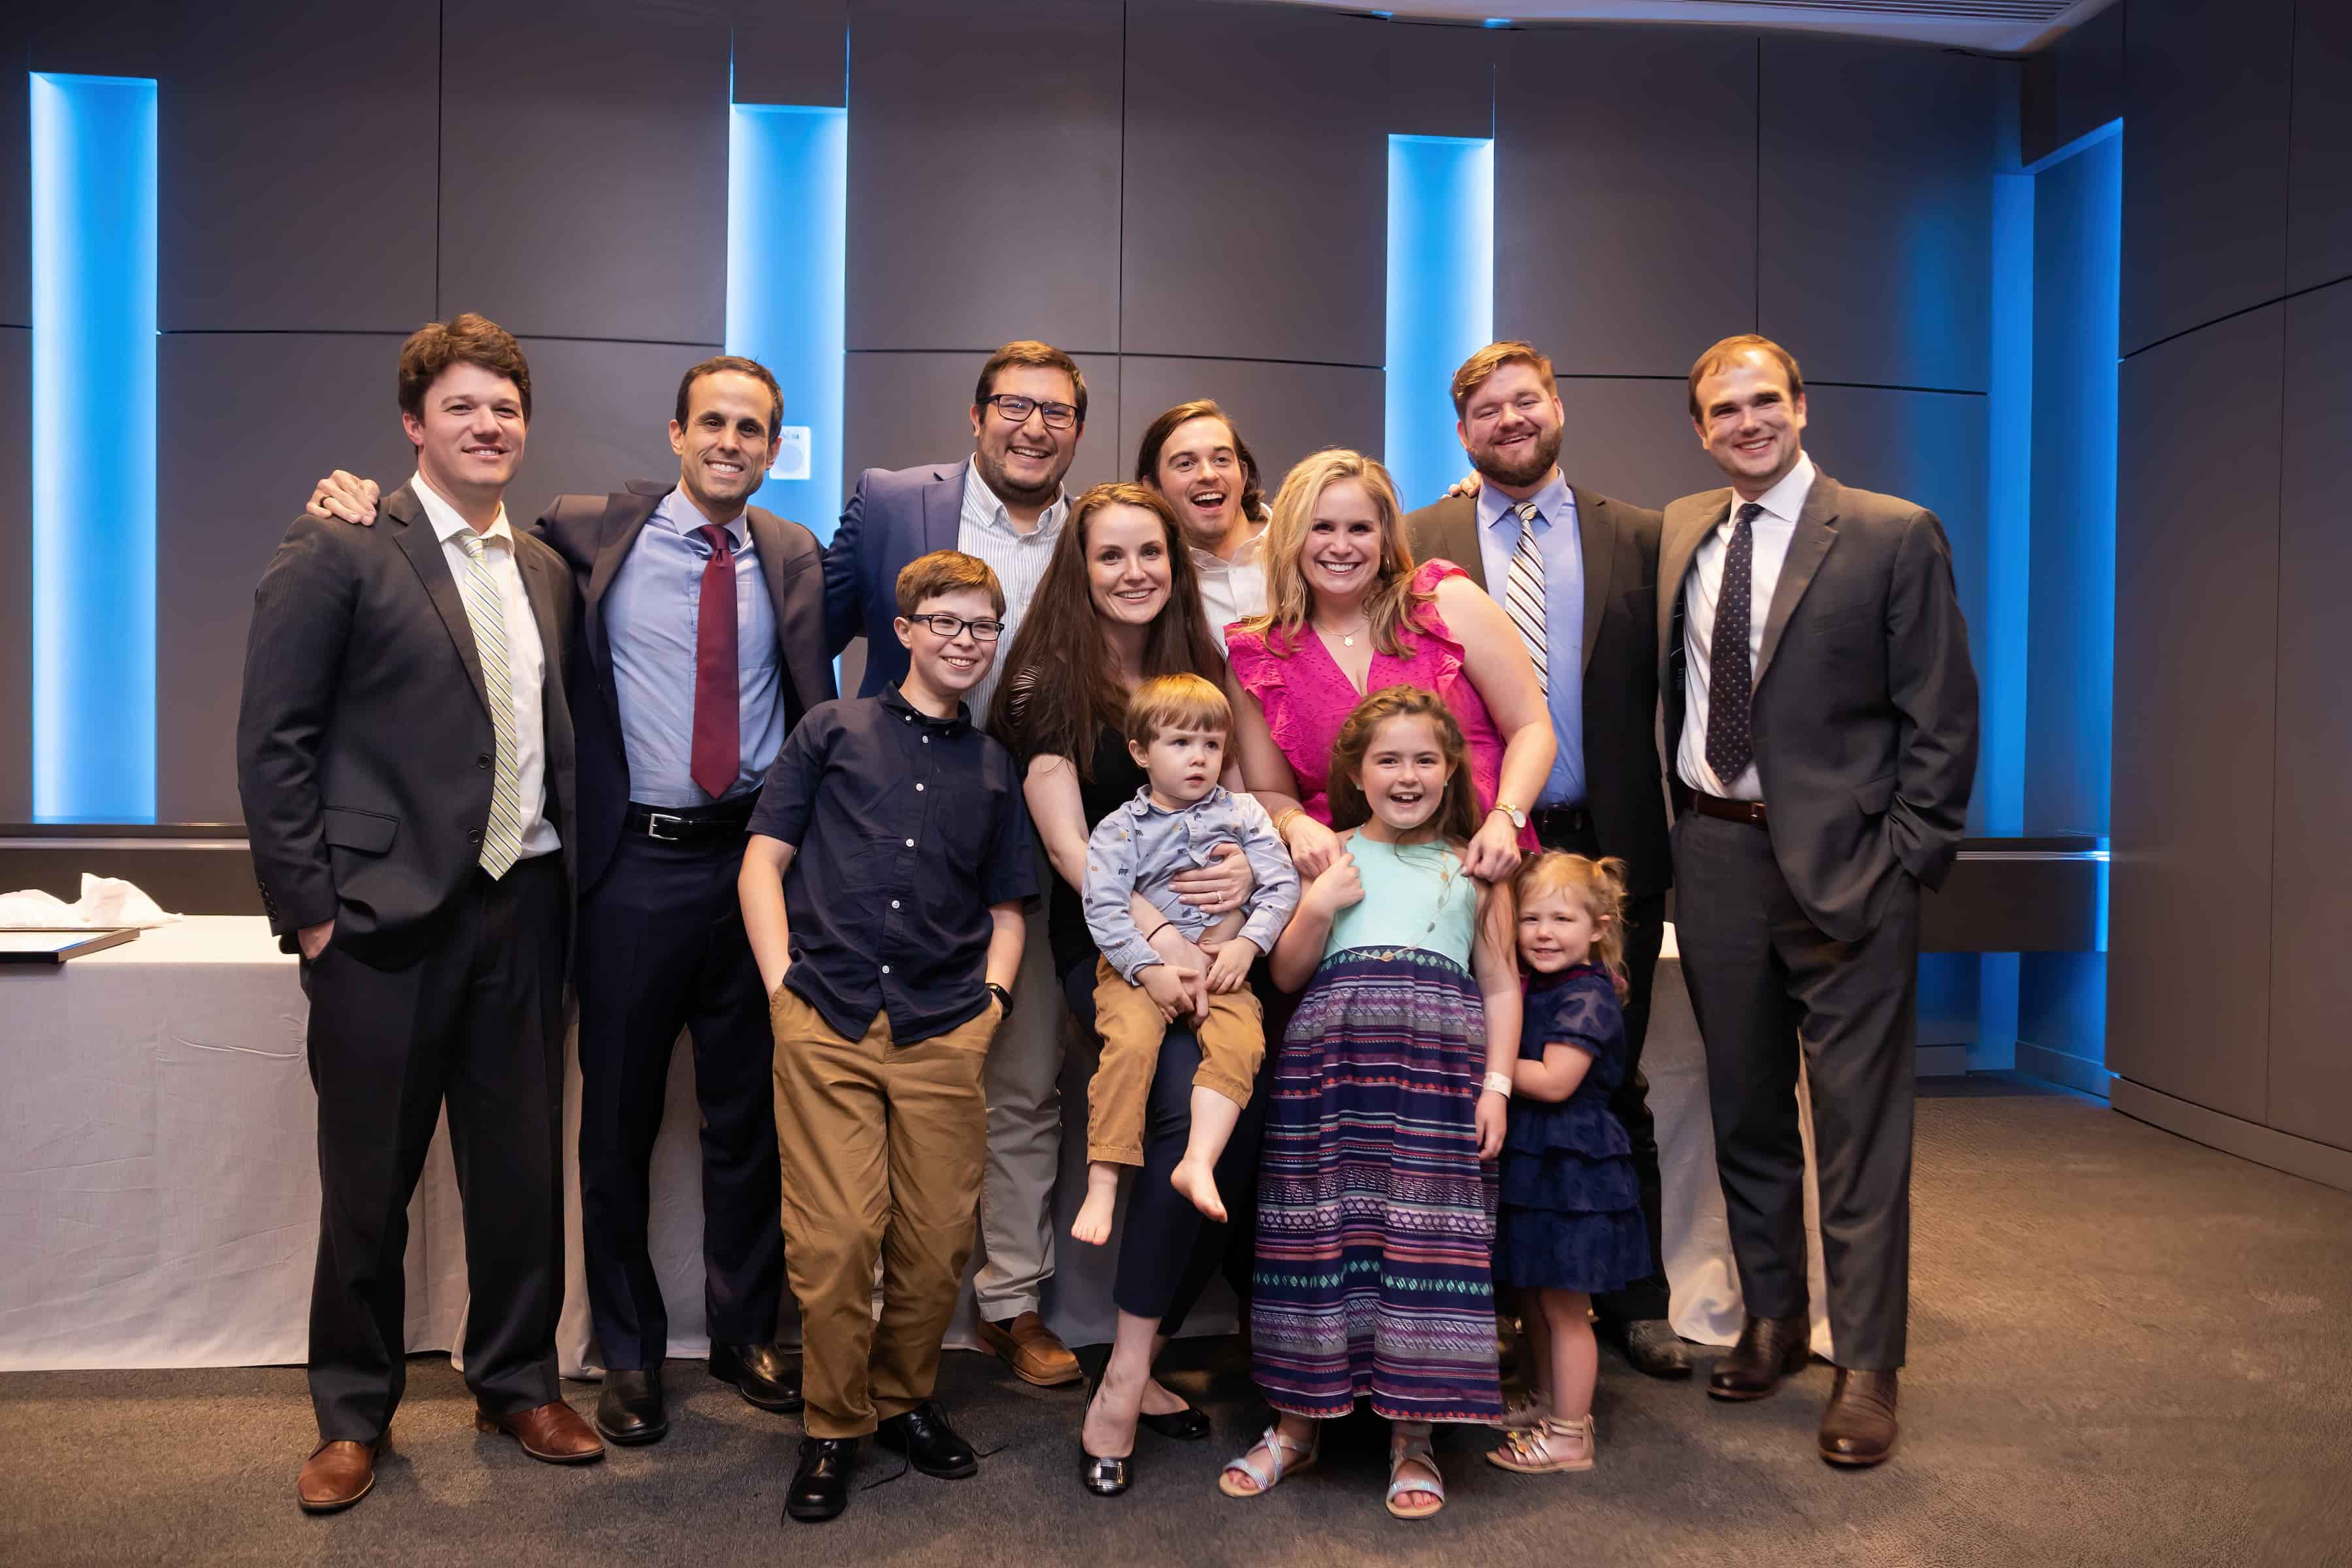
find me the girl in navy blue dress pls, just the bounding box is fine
[1484,853,1650,1476]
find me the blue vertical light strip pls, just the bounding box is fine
[1385,135,1492,512]
[29,73,157,823]
[726,103,847,542]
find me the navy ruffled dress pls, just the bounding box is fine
[1494,964,1653,1294]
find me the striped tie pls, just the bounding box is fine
[455,532,525,878]
[1505,500,1549,697]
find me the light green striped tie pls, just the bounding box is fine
[455,532,525,878]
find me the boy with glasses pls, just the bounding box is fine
[738,549,1036,1523]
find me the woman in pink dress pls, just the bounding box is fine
[1224,448,1552,885]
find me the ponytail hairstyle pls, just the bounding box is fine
[1512,851,1631,1000]
[1326,685,1482,847]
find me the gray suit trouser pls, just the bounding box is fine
[1672,812,1918,1371]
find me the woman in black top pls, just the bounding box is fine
[990,481,1263,1495]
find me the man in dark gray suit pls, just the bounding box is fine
[240,314,603,1514]
[1661,335,1978,1467]
[1404,340,1689,1380]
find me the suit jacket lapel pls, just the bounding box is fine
[923,462,968,555]
[1571,485,1615,674]
[1656,491,1727,664]
[517,541,566,715]
[747,507,836,712]
[387,485,492,719]
[1754,472,1841,688]
[581,489,662,676]
[1430,495,1486,591]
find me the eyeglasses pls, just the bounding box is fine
[983,393,1080,431]
[907,612,1005,642]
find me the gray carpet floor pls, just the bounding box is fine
[4,1075,2347,1568]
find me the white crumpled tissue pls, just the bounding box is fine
[0,873,183,930]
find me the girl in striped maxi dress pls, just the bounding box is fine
[1219,686,1521,1522]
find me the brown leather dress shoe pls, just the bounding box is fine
[297,1435,386,1514]
[1818,1367,1899,1467]
[474,1399,607,1463]
[977,1310,1082,1387]
[1707,1313,1813,1401]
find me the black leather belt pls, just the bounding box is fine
[625,794,759,843]
[1530,804,1591,845]
[1691,792,1769,827]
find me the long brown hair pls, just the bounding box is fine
[1324,685,1482,845]
[1237,448,1427,659]
[1134,399,1267,522]
[987,482,1224,776]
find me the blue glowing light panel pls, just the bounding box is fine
[30,72,158,823]
[1385,135,1493,513]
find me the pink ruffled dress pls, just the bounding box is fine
[1224,558,1541,850]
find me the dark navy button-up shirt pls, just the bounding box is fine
[745,684,1037,1043]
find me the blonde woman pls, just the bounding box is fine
[1224,449,1552,884]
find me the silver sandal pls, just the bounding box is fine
[1219,1422,1318,1498]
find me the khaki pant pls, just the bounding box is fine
[1086,956,1263,1166]
[770,987,998,1439]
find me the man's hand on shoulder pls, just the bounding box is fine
[306,472,381,526]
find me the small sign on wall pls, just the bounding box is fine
[771,425,812,482]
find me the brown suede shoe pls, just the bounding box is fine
[1706,1313,1813,1401]
[474,1399,607,1463]
[977,1311,1082,1387]
[297,1435,387,1514]
[1818,1367,1899,1467]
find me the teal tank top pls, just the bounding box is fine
[1323,833,1478,969]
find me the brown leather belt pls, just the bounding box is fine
[1691,792,1769,827]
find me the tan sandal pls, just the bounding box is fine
[1486,1413,1596,1473]
[1385,1434,1445,1520]
[1220,1423,1318,1498]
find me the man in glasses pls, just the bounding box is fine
[822,340,1089,1388]
[299,357,834,1444]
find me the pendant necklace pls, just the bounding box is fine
[1322,615,1371,648]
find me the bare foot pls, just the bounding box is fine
[1071,1184,1115,1245]
[1169,1157,1226,1222]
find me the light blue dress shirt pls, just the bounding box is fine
[602,487,783,806]
[1476,470,1586,808]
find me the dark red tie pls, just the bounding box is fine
[691,523,740,799]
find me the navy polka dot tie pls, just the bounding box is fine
[1705,502,1763,783]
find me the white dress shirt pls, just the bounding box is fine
[956,459,1068,719]
[1192,524,1268,652]
[412,470,561,857]
[1674,451,1817,802]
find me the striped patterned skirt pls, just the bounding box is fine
[1249,945,1502,1422]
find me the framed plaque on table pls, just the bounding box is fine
[0,928,140,964]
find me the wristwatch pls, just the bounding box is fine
[986,981,1014,1011]
[1491,802,1527,832]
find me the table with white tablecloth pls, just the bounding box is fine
[1,917,1829,1373]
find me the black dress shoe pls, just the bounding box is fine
[1079,1368,1134,1496]
[874,1400,979,1478]
[786,1437,857,1523]
[1605,1317,1697,1380]
[1707,1313,1813,1402]
[1137,1403,1211,1441]
[710,1341,804,1413]
[595,1367,668,1445]
[1818,1367,1899,1467]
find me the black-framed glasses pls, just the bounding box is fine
[983,393,1080,431]
[907,612,1005,642]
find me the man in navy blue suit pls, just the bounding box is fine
[821,341,1090,1386]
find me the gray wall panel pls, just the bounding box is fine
[508,338,721,520]
[845,0,1122,355]
[1,49,25,325]
[1120,0,1384,367]
[0,329,26,820]
[1552,378,1723,515]
[2287,1,2352,293]
[731,0,848,108]
[2119,0,2294,355]
[1384,21,1492,140]
[1116,357,1381,500]
[1495,29,1756,380]
[160,1,439,333]
[438,0,730,344]
[2107,305,2283,1124]
[843,351,1120,502]
[2266,280,2352,1151]
[1760,37,1995,393]
[2021,0,2125,168]
[155,334,418,823]
[25,0,177,79]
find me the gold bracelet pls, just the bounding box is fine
[1273,808,1306,838]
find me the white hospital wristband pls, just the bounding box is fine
[1482,1071,1514,1098]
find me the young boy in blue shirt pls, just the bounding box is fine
[738,549,1035,1525]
